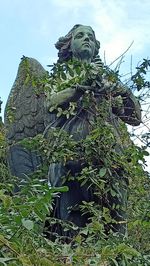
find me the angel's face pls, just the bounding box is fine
[70,26,96,62]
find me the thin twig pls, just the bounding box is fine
[109,41,134,67]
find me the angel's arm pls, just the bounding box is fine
[45,85,91,110]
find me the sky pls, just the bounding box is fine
[1,0,150,119]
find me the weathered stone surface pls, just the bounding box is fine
[5,25,141,239]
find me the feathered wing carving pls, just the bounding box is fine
[4,57,49,182]
[4,56,48,144]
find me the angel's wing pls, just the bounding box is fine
[4,56,48,144]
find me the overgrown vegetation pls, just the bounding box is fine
[0,58,150,265]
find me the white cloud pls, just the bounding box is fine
[47,0,150,66]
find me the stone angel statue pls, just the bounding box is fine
[5,24,141,238]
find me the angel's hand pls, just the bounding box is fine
[72,84,93,92]
[112,82,130,97]
[102,78,129,97]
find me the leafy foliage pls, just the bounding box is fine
[0,57,150,265]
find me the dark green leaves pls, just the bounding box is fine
[131,58,150,91]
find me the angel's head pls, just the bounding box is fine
[55,24,100,63]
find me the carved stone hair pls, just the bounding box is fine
[55,24,100,62]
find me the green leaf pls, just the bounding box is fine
[81,227,89,235]
[110,258,119,266]
[0,234,9,246]
[0,258,14,266]
[50,186,69,193]
[117,243,140,258]
[61,72,67,80]
[75,66,81,75]
[18,255,33,266]
[110,189,117,197]
[0,190,12,209]
[49,106,56,112]
[143,150,149,156]
[99,168,107,177]
[21,219,34,231]
[40,258,54,266]
[34,207,45,220]
[68,67,75,77]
